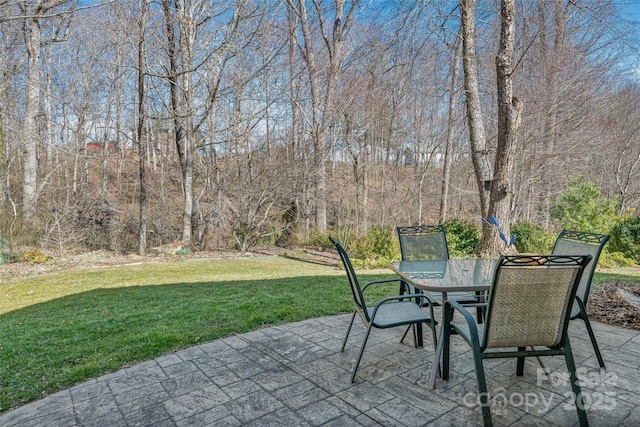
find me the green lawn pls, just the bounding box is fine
[1,256,638,414]
[0,256,395,413]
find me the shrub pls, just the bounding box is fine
[444,218,480,257]
[511,221,555,254]
[609,215,640,264]
[550,176,621,234]
[597,250,637,268]
[306,229,341,250]
[20,249,53,264]
[351,226,398,268]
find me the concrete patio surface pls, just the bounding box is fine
[2,311,639,426]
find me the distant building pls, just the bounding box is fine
[86,141,116,151]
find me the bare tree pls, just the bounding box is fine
[285,0,360,232]
[20,0,75,225]
[478,0,522,256]
[137,0,150,255]
[440,33,463,223]
[460,0,491,219]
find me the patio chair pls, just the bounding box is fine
[396,225,484,329]
[552,229,610,368]
[329,237,438,383]
[442,255,592,427]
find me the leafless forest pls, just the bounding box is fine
[1,1,639,254]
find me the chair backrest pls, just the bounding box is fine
[482,255,591,351]
[397,225,449,261]
[330,237,369,321]
[551,230,610,315]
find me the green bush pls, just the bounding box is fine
[351,226,398,268]
[511,221,555,254]
[597,250,637,268]
[550,176,621,234]
[444,218,480,257]
[20,249,53,264]
[609,215,640,264]
[307,229,342,250]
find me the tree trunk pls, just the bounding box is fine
[460,0,490,219]
[440,33,463,224]
[137,0,149,255]
[286,0,359,233]
[21,0,75,225]
[22,15,42,224]
[162,0,193,243]
[176,0,195,243]
[479,0,522,257]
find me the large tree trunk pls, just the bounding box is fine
[479,0,522,257]
[162,0,193,243]
[22,15,42,224]
[138,0,150,255]
[460,0,490,219]
[21,0,75,225]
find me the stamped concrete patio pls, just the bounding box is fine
[2,312,639,426]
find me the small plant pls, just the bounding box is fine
[20,249,54,264]
[511,221,555,254]
[174,248,192,256]
[597,250,637,268]
[444,218,480,257]
[609,215,640,264]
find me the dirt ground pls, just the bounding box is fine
[2,246,639,331]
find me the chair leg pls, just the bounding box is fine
[574,298,605,368]
[351,323,374,383]
[564,339,589,426]
[516,347,526,376]
[584,317,605,368]
[400,324,412,345]
[471,347,492,426]
[341,310,357,353]
[582,315,605,368]
[442,304,452,381]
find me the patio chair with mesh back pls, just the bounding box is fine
[552,229,610,368]
[397,225,484,329]
[442,255,592,427]
[329,237,438,383]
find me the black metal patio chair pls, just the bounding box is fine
[397,225,484,332]
[442,255,592,427]
[552,229,610,368]
[330,237,438,383]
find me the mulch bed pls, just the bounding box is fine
[587,281,640,331]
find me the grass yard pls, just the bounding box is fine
[1,256,639,414]
[0,256,394,413]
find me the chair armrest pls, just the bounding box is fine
[362,278,402,292]
[446,299,481,347]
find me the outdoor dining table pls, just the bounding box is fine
[389,258,497,388]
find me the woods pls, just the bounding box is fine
[0,0,638,255]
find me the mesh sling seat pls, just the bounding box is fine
[552,229,610,368]
[397,225,484,325]
[441,255,592,427]
[330,237,438,383]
